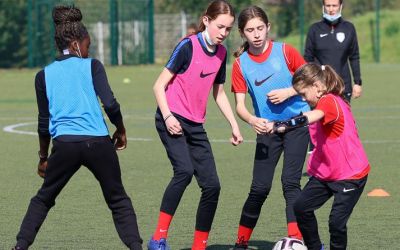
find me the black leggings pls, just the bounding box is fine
[155,112,220,232]
[16,137,142,249]
[239,127,309,228]
[294,176,367,250]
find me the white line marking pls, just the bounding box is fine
[3,122,400,144]
[3,122,37,135]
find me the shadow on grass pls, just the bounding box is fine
[180,240,275,250]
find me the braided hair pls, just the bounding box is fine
[52,5,89,52]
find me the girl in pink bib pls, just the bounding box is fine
[149,1,243,250]
[268,63,369,250]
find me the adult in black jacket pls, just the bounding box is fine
[304,0,362,102]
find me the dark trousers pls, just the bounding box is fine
[239,127,309,228]
[344,92,352,102]
[293,175,368,250]
[16,137,142,249]
[155,112,220,232]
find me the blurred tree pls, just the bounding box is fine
[275,0,297,37]
[0,0,28,68]
[155,0,254,14]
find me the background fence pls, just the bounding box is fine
[26,0,154,67]
[0,0,399,68]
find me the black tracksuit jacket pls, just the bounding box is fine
[304,18,362,94]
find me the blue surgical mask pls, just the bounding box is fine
[322,5,342,24]
[203,27,215,46]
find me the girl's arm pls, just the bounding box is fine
[268,43,306,104]
[267,87,297,104]
[304,109,325,123]
[235,92,269,134]
[153,68,183,135]
[268,109,325,133]
[213,84,243,145]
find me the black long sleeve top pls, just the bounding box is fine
[35,55,123,141]
[304,18,362,93]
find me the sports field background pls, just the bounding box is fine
[0,63,399,249]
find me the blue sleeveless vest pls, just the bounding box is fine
[239,42,309,121]
[44,57,108,138]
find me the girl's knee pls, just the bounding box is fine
[293,199,306,216]
[174,169,194,184]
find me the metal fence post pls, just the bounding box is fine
[27,0,34,68]
[148,0,154,64]
[375,0,380,63]
[298,0,304,54]
[109,0,119,65]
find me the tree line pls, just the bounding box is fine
[1,0,398,68]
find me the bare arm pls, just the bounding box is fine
[304,109,325,123]
[235,92,269,134]
[213,84,243,146]
[268,109,325,133]
[153,68,182,135]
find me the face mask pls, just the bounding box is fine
[322,5,342,24]
[203,26,215,46]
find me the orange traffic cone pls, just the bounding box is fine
[367,188,390,197]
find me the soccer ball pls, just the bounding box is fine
[272,237,307,250]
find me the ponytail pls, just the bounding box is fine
[322,65,347,102]
[233,41,249,57]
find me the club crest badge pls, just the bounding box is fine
[336,32,345,43]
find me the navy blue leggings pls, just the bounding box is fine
[16,137,142,249]
[239,127,309,228]
[294,175,367,250]
[155,112,220,232]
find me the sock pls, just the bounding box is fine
[192,230,209,250]
[288,222,302,239]
[153,211,173,240]
[236,225,253,245]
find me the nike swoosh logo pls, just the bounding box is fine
[343,188,356,193]
[254,73,274,86]
[320,33,328,37]
[200,70,216,78]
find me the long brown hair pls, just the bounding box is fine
[197,0,235,32]
[234,6,269,57]
[292,63,348,102]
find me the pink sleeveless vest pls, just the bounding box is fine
[165,35,226,123]
[308,94,369,181]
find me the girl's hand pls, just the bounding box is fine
[265,122,275,134]
[352,84,362,99]
[112,129,127,150]
[249,116,269,134]
[267,88,291,104]
[165,115,183,135]
[230,127,243,146]
[37,160,47,178]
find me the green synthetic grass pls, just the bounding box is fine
[0,63,399,249]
